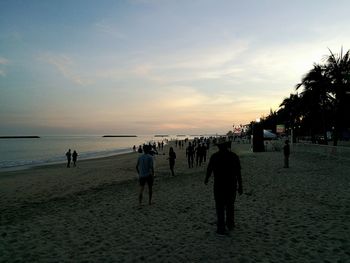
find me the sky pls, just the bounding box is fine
[1,0,350,135]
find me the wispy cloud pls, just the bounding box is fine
[0,57,9,77]
[97,40,251,85]
[94,21,126,40]
[38,53,92,86]
[0,57,9,65]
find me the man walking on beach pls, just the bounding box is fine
[283,140,290,168]
[66,149,72,168]
[72,150,78,167]
[136,145,154,205]
[186,142,195,168]
[205,138,243,235]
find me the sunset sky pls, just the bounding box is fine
[1,0,350,135]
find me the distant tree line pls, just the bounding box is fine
[258,48,350,146]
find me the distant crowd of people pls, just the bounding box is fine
[185,138,210,168]
[133,140,165,155]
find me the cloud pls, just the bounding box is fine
[156,86,210,109]
[0,57,9,77]
[94,21,126,40]
[0,57,9,65]
[96,40,250,86]
[126,35,350,91]
[88,38,337,128]
[38,53,92,86]
[153,40,249,73]
[131,64,153,76]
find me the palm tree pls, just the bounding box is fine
[260,48,350,145]
[324,48,350,145]
[279,93,302,142]
[296,64,333,144]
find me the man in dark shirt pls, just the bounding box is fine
[66,149,71,168]
[283,140,290,168]
[186,142,195,168]
[205,139,243,235]
[136,145,154,205]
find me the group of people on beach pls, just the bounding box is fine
[63,135,289,235]
[133,141,165,154]
[135,136,244,235]
[65,149,78,168]
[185,138,210,168]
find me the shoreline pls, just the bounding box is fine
[0,148,135,173]
[3,140,350,173]
[0,134,174,172]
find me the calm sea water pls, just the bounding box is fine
[0,135,187,170]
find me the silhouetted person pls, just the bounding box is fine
[205,139,243,235]
[186,142,195,168]
[133,145,136,152]
[136,145,154,205]
[195,144,200,167]
[195,143,205,167]
[199,143,205,166]
[72,150,78,167]
[66,149,72,168]
[138,145,143,153]
[203,143,208,163]
[283,140,290,168]
[168,147,176,176]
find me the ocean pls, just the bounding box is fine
[0,135,188,171]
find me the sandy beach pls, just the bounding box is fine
[1,141,349,262]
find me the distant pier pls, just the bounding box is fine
[0,136,40,139]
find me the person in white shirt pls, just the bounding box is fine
[136,145,154,205]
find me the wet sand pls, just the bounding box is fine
[1,142,349,262]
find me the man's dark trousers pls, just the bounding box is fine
[214,184,236,232]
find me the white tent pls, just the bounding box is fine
[264,130,277,139]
